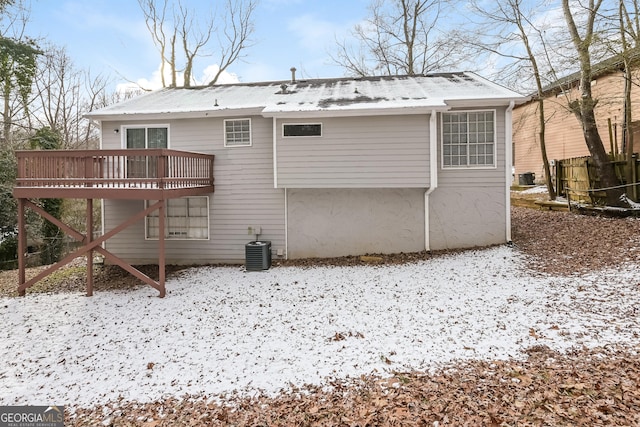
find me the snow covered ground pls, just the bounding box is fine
[1,245,639,408]
[518,185,549,194]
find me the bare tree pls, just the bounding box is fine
[80,71,112,148]
[618,0,639,198]
[562,0,629,206]
[332,0,460,76]
[31,45,82,148]
[138,0,257,88]
[462,0,558,199]
[139,0,175,87]
[178,3,212,88]
[0,0,39,146]
[206,0,257,85]
[30,45,114,149]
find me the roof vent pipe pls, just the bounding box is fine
[290,67,297,83]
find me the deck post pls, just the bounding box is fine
[13,150,215,298]
[86,199,94,296]
[17,198,26,297]
[158,200,166,298]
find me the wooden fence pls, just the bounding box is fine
[555,154,640,204]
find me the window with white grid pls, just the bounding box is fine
[224,118,252,147]
[146,197,209,240]
[442,111,495,168]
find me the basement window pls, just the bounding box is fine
[283,123,322,137]
[146,197,209,240]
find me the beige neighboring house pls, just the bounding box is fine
[513,53,640,185]
[82,72,525,265]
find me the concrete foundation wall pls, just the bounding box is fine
[428,186,506,250]
[287,188,425,259]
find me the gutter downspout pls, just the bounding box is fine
[273,116,288,259]
[505,101,515,243]
[284,188,288,259]
[273,117,278,188]
[425,110,438,251]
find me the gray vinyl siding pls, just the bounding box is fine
[429,107,509,250]
[100,117,285,264]
[98,106,509,259]
[276,115,430,188]
[436,107,507,187]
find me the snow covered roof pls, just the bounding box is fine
[87,72,527,120]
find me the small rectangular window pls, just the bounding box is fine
[224,118,252,147]
[283,123,322,137]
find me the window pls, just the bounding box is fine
[442,111,495,168]
[125,126,168,149]
[283,123,322,137]
[224,118,251,147]
[124,126,169,178]
[146,197,209,240]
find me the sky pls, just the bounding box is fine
[25,0,371,91]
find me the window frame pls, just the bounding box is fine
[145,196,210,241]
[121,124,170,149]
[224,118,252,147]
[282,123,323,138]
[120,124,170,179]
[441,110,497,169]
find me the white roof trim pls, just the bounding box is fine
[87,107,265,121]
[261,105,450,118]
[445,98,529,108]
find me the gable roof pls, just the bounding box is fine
[87,72,526,120]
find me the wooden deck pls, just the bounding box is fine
[14,148,214,199]
[13,149,215,298]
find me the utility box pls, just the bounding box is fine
[518,172,535,186]
[245,241,271,271]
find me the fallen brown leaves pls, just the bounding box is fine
[0,262,190,297]
[68,345,640,426]
[511,206,640,276]
[10,206,640,425]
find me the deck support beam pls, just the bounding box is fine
[159,201,166,297]
[86,199,93,296]
[17,199,26,297]
[16,199,167,297]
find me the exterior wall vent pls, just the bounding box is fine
[245,241,272,271]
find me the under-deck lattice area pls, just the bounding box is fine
[13,149,215,297]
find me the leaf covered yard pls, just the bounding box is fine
[1,206,640,426]
[74,346,640,426]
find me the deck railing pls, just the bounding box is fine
[15,149,215,190]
